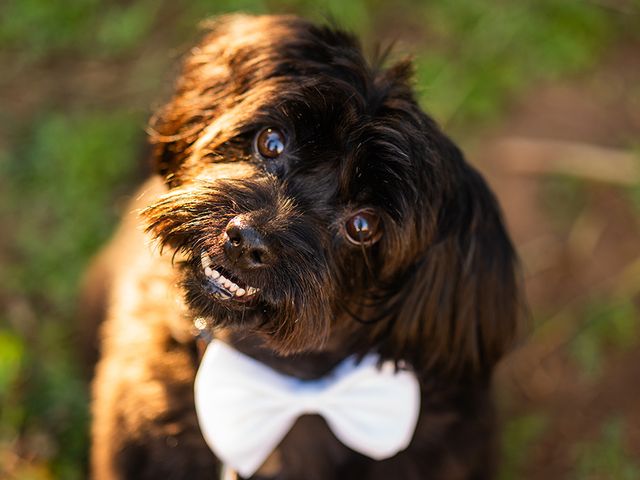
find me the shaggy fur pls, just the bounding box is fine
[88,14,520,480]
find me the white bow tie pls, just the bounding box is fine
[194,340,420,478]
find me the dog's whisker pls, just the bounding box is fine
[200,252,213,270]
[359,241,375,279]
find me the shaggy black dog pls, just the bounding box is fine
[88,14,520,480]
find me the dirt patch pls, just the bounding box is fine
[475,40,640,479]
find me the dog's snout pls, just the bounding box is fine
[224,217,275,268]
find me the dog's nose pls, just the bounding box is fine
[224,217,275,268]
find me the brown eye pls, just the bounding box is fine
[255,127,286,159]
[345,209,382,245]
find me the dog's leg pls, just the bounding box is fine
[90,199,219,479]
[91,311,219,479]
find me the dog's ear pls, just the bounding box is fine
[384,137,521,380]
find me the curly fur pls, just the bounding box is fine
[87,14,521,480]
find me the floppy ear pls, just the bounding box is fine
[384,138,521,380]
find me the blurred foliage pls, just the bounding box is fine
[1,0,639,478]
[0,0,160,58]
[0,111,142,479]
[570,298,639,379]
[625,146,640,213]
[413,0,615,128]
[499,413,548,480]
[2,112,143,303]
[539,175,588,229]
[0,330,23,400]
[573,419,640,480]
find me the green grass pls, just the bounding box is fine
[0,110,144,479]
[412,0,614,129]
[500,413,548,480]
[574,418,640,480]
[2,112,144,303]
[625,146,640,213]
[570,298,639,379]
[1,0,639,477]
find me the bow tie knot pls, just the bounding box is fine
[297,388,324,412]
[195,340,420,478]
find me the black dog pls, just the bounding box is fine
[89,14,520,480]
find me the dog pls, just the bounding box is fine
[87,14,520,480]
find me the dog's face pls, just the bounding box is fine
[144,15,519,378]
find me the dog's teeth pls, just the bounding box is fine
[203,266,255,301]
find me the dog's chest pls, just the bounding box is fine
[193,339,421,479]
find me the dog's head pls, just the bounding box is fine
[144,14,520,379]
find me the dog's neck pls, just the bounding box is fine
[220,329,356,381]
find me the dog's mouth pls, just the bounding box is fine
[200,252,260,302]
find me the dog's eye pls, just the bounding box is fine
[255,127,286,159]
[345,209,382,246]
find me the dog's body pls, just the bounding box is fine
[88,15,520,480]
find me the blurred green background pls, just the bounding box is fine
[1,1,639,478]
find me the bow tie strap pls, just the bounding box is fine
[195,340,420,478]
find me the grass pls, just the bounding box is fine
[414,0,614,130]
[1,0,639,478]
[0,111,144,479]
[570,298,639,379]
[573,418,640,480]
[2,112,144,303]
[500,413,548,480]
